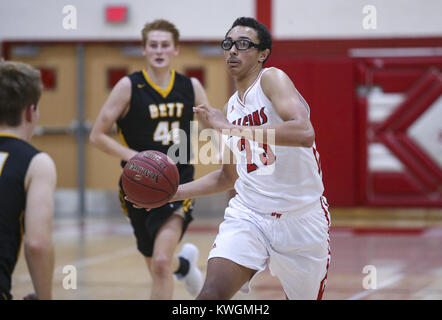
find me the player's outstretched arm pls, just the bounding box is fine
[23,152,57,300]
[172,162,237,202]
[172,143,238,202]
[89,76,138,162]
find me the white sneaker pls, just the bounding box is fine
[176,243,203,297]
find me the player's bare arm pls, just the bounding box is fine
[89,76,138,161]
[191,77,209,107]
[23,152,56,300]
[172,145,238,201]
[260,68,315,147]
[194,68,315,147]
[191,77,212,129]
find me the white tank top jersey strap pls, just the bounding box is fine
[224,67,325,215]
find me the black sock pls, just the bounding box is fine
[174,257,190,277]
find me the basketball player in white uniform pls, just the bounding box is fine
[150,17,331,300]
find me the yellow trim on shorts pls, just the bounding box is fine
[182,198,193,212]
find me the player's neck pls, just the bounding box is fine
[146,67,172,90]
[0,125,29,141]
[235,65,263,100]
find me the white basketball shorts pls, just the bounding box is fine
[208,195,331,300]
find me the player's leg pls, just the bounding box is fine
[197,257,256,300]
[147,214,183,299]
[174,242,203,297]
[119,183,178,298]
[146,200,202,298]
[120,178,201,298]
[271,249,330,300]
[269,199,331,300]
[200,198,269,299]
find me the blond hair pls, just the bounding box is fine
[141,19,180,47]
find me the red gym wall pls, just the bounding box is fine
[267,38,442,207]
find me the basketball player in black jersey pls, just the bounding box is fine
[0,61,57,300]
[90,19,209,299]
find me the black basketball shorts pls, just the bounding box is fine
[118,165,194,257]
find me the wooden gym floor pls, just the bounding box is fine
[10,208,442,300]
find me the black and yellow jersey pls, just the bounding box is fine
[117,69,195,167]
[0,133,40,297]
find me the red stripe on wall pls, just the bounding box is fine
[256,0,272,33]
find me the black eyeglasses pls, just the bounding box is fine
[221,39,260,51]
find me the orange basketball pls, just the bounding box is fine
[122,150,179,208]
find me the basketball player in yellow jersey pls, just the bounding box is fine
[0,61,56,300]
[90,19,209,299]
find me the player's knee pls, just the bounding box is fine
[150,255,173,278]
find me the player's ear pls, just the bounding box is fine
[173,44,180,56]
[25,105,34,122]
[259,49,270,63]
[141,39,149,57]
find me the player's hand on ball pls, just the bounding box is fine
[124,196,151,211]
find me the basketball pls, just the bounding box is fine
[122,150,179,208]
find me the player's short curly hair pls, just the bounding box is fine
[0,61,42,126]
[141,19,180,47]
[226,17,272,65]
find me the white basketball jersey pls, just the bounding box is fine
[224,67,324,213]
